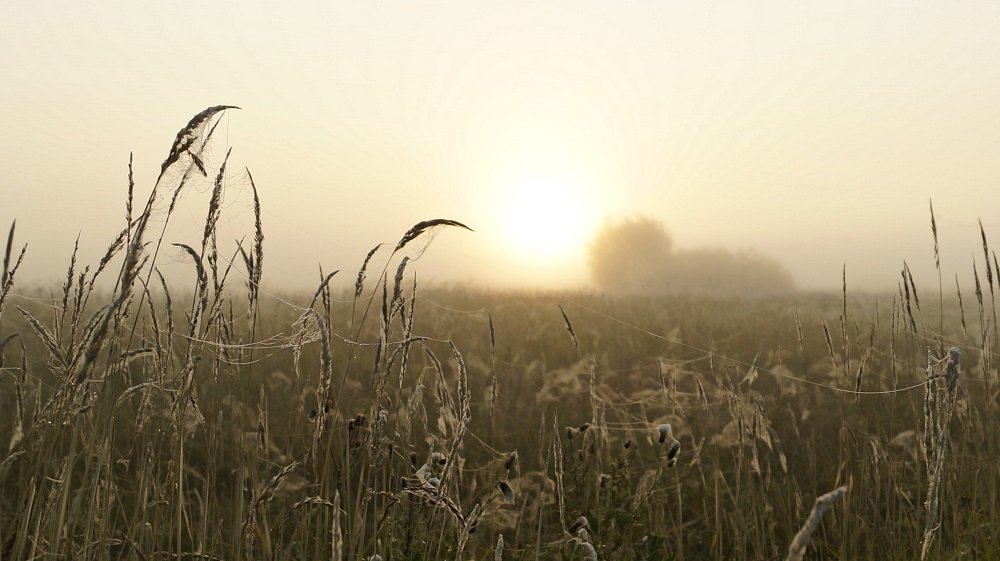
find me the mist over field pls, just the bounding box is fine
[3,3,1000,560]
[4,2,1000,292]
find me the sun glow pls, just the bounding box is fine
[501,174,598,262]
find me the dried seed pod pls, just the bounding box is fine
[503,451,518,470]
[657,423,672,444]
[415,451,448,480]
[666,440,681,467]
[498,481,515,502]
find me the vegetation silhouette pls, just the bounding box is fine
[588,216,795,296]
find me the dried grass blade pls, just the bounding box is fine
[558,305,579,351]
[785,485,848,561]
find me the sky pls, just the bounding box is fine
[2,1,1000,293]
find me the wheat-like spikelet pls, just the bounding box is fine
[241,460,299,552]
[17,307,67,368]
[840,265,850,378]
[440,341,472,492]
[66,264,90,361]
[56,234,80,339]
[488,311,498,424]
[1,333,27,452]
[558,305,580,351]
[247,169,264,297]
[901,263,918,333]
[1,220,17,291]
[852,348,871,404]
[821,319,837,372]
[391,256,410,316]
[0,223,26,319]
[307,270,340,312]
[396,273,418,392]
[355,243,383,299]
[955,274,968,342]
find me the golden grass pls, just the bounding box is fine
[0,109,994,560]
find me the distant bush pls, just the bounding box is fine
[587,216,673,294]
[588,216,795,296]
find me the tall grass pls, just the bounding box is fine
[0,109,995,560]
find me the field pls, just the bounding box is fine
[1,108,998,560]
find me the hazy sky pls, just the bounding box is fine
[3,1,1000,292]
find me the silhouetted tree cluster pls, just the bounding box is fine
[588,217,673,293]
[588,216,795,296]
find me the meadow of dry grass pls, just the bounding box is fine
[1,108,998,560]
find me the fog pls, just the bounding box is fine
[3,1,1000,294]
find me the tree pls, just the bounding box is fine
[587,217,673,294]
[663,247,796,296]
[588,216,795,296]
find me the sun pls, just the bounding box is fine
[502,175,596,262]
